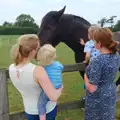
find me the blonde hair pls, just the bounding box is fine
[37,44,56,66]
[10,34,39,65]
[88,25,101,39]
[10,44,18,61]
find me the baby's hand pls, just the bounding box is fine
[79,38,85,45]
[56,84,64,94]
[83,60,87,64]
[116,41,120,45]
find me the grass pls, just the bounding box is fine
[0,35,120,120]
[0,35,85,119]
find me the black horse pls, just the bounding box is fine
[37,6,91,79]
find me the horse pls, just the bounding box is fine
[37,6,91,79]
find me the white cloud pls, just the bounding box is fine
[0,0,120,26]
[54,0,63,2]
[84,0,120,3]
[0,0,33,6]
[0,0,20,5]
[0,0,37,24]
[45,0,63,3]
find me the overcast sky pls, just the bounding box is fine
[0,0,120,26]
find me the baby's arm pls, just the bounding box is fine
[83,41,92,64]
[84,52,90,64]
[57,61,64,71]
[79,38,85,45]
[38,91,49,120]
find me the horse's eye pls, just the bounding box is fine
[47,25,53,29]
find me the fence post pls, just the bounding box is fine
[0,69,9,120]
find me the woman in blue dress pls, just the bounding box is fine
[84,28,120,120]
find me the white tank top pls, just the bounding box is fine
[9,63,56,114]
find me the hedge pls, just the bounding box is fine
[0,27,39,35]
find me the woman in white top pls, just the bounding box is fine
[9,34,63,120]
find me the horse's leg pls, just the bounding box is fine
[74,52,85,79]
[116,77,120,86]
[116,68,120,86]
[75,52,86,105]
[75,52,86,90]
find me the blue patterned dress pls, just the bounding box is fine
[85,54,120,120]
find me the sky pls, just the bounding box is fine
[0,0,120,26]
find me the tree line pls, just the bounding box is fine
[0,14,39,35]
[0,14,120,35]
[97,16,120,32]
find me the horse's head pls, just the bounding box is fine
[38,6,66,46]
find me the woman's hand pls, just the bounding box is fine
[56,84,64,97]
[86,84,97,93]
[84,73,97,93]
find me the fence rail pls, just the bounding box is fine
[0,63,86,120]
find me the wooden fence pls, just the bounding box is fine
[0,63,86,120]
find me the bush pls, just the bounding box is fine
[0,27,39,35]
[112,20,120,32]
[116,109,120,119]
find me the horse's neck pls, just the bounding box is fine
[54,14,89,55]
[58,15,73,31]
[56,38,84,54]
[54,40,85,63]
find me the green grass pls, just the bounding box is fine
[0,35,120,120]
[0,35,18,68]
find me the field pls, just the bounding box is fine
[0,35,120,120]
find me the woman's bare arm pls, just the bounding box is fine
[34,66,63,102]
[84,73,97,93]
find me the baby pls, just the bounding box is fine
[80,25,101,64]
[36,44,64,120]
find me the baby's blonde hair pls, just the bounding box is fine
[37,44,56,66]
[88,25,101,33]
[88,25,101,39]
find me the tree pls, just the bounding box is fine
[98,17,107,27]
[98,16,117,28]
[2,21,13,27]
[112,20,120,32]
[14,14,39,28]
[106,16,117,27]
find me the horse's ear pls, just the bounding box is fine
[53,6,66,23]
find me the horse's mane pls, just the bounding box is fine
[63,14,91,28]
[42,11,55,22]
[73,15,91,26]
[43,11,91,25]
